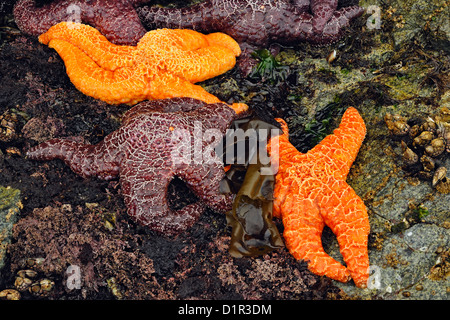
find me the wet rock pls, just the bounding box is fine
[336,219,449,299]
[333,118,449,298]
[0,186,22,271]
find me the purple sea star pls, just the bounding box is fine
[138,0,365,74]
[26,98,245,236]
[13,0,150,45]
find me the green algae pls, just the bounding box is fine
[249,49,289,84]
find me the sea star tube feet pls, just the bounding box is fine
[267,107,370,288]
[38,22,246,109]
[13,0,151,45]
[26,98,246,236]
[138,0,365,74]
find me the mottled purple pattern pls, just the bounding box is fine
[14,0,150,45]
[137,0,365,47]
[26,98,238,236]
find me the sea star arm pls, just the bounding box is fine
[39,22,136,71]
[145,71,248,114]
[137,2,211,31]
[203,33,242,57]
[281,194,352,282]
[14,0,149,45]
[317,5,365,42]
[148,29,240,57]
[310,0,338,33]
[122,98,209,124]
[44,38,147,105]
[120,163,205,236]
[317,180,370,288]
[146,72,224,104]
[26,136,123,180]
[14,0,77,37]
[79,0,149,46]
[140,29,240,83]
[309,107,366,180]
[267,118,304,219]
[338,5,366,21]
[177,162,233,213]
[269,118,304,163]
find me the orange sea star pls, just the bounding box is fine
[38,22,247,112]
[267,107,370,288]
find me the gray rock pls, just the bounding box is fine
[336,223,449,299]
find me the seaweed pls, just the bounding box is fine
[220,118,284,257]
[249,49,289,85]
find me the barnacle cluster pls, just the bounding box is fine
[0,110,20,142]
[429,246,450,281]
[423,1,449,31]
[384,107,450,193]
[383,6,406,29]
[0,258,55,300]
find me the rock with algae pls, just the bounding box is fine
[0,186,22,271]
[266,0,450,295]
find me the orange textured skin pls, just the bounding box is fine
[267,107,370,288]
[38,22,247,113]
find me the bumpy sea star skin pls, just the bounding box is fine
[38,22,246,110]
[267,107,370,288]
[138,0,365,73]
[26,98,246,236]
[13,0,150,45]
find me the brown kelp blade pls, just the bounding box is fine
[220,118,284,257]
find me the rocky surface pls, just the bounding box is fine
[204,0,450,300]
[0,186,21,271]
